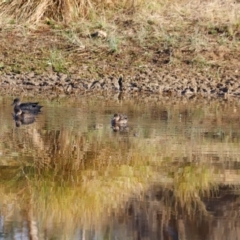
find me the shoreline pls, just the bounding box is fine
[0,67,239,98]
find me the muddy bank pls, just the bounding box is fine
[0,15,239,99]
[0,67,239,98]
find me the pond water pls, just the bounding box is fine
[0,94,240,240]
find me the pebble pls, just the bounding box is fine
[0,70,239,98]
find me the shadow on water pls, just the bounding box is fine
[0,95,240,239]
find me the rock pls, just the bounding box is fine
[58,73,68,82]
[49,73,58,82]
[65,84,73,94]
[90,81,102,90]
[90,30,107,38]
[27,72,35,78]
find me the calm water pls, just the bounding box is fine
[0,95,240,240]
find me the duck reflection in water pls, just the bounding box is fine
[111,113,128,132]
[13,108,41,127]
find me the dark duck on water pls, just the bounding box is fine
[12,98,43,114]
[111,113,128,132]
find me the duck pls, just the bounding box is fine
[111,113,128,126]
[12,98,43,113]
[111,113,128,132]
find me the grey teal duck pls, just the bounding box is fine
[12,98,42,114]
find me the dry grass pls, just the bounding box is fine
[0,0,145,24]
[0,0,239,26]
[0,0,239,75]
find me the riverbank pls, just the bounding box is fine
[0,0,239,97]
[0,65,239,98]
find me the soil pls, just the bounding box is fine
[0,24,239,99]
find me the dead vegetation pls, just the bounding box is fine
[0,0,144,23]
[0,0,238,25]
[0,0,239,78]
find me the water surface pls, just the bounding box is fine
[0,95,240,240]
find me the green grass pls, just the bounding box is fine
[48,48,68,73]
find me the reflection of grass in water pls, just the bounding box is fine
[0,97,234,234]
[174,165,212,199]
[171,164,217,216]
[0,145,218,234]
[12,160,155,234]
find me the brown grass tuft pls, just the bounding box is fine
[0,0,239,27]
[0,0,144,24]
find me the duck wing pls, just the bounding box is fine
[17,103,43,112]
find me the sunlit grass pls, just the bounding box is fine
[47,48,69,72]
